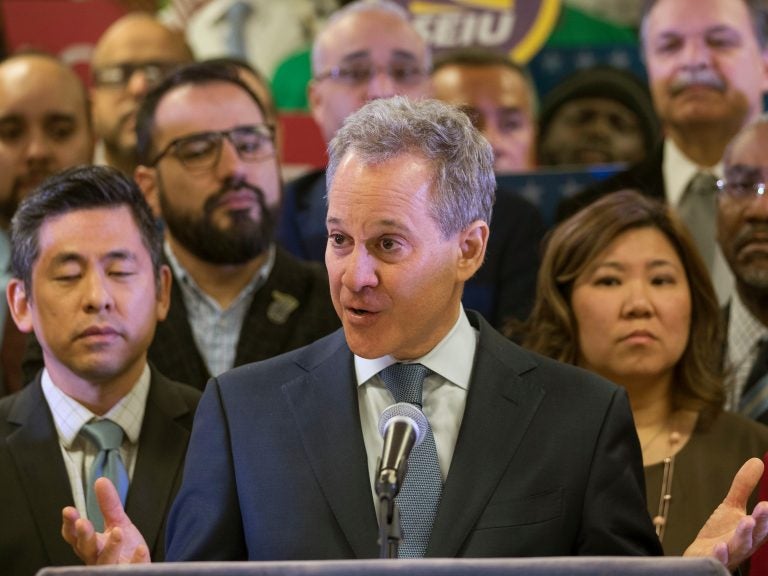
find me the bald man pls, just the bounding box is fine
[0,53,93,228]
[90,13,193,175]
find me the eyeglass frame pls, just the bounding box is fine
[313,61,430,86]
[716,178,767,200]
[92,61,182,89]
[149,124,276,172]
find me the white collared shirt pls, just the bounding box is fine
[41,364,150,518]
[356,306,478,506]
[179,0,318,78]
[725,292,768,410]
[164,241,275,377]
[662,138,733,303]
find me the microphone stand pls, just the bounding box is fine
[376,463,404,559]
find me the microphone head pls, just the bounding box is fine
[378,402,428,446]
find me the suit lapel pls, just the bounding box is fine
[427,315,545,557]
[6,379,82,566]
[281,335,379,559]
[127,370,195,557]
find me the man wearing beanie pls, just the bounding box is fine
[537,66,659,167]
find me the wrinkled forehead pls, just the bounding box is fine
[315,10,428,69]
[644,0,754,40]
[0,58,87,117]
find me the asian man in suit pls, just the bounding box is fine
[0,165,200,576]
[64,98,768,570]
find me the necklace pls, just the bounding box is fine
[641,422,668,452]
[652,430,681,543]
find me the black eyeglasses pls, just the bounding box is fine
[92,61,181,89]
[314,61,428,86]
[150,125,276,172]
[716,178,767,199]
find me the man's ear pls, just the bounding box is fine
[456,220,489,282]
[7,278,34,334]
[134,165,162,218]
[155,265,172,322]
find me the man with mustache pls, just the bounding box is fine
[559,0,768,303]
[717,116,768,424]
[0,165,200,575]
[90,12,193,176]
[0,52,94,394]
[130,62,339,389]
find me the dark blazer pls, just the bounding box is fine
[147,246,340,389]
[278,170,545,327]
[0,368,200,576]
[165,311,661,561]
[23,247,340,390]
[556,142,665,222]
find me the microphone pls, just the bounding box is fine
[375,402,429,500]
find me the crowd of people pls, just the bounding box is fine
[3,0,768,575]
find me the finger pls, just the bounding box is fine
[61,506,81,546]
[130,544,151,564]
[94,477,128,526]
[74,517,100,564]
[724,458,764,508]
[727,516,757,568]
[712,541,729,568]
[96,528,124,565]
[749,501,768,551]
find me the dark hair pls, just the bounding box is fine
[521,190,725,425]
[432,47,528,78]
[135,61,270,165]
[10,165,164,295]
[202,56,278,124]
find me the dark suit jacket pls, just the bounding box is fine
[556,143,665,222]
[23,247,340,391]
[278,170,545,326]
[147,246,340,389]
[0,368,200,576]
[165,311,661,560]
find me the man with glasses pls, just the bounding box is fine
[90,12,193,176]
[278,0,431,263]
[717,115,768,423]
[129,62,339,389]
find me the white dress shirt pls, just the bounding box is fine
[355,306,478,508]
[41,365,150,518]
[181,0,318,78]
[725,292,768,411]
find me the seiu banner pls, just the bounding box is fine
[392,0,561,63]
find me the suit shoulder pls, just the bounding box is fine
[149,368,203,409]
[475,312,621,399]
[215,328,346,388]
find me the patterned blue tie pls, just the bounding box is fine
[81,420,129,531]
[379,363,443,558]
